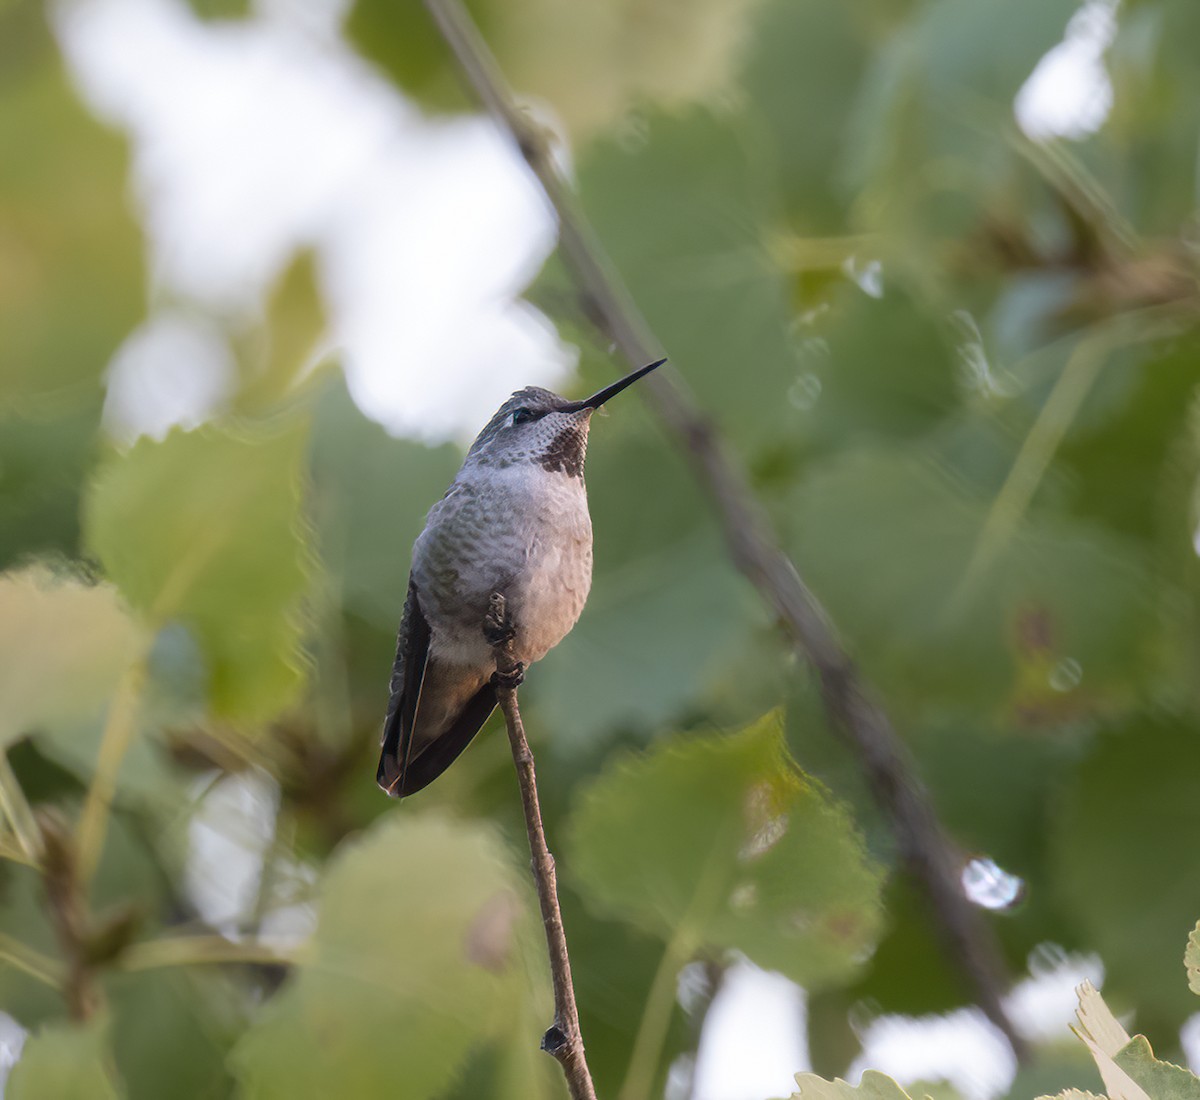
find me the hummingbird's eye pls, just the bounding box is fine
[511,407,536,426]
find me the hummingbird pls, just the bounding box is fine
[377,358,665,797]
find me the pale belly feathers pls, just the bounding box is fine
[411,465,593,670]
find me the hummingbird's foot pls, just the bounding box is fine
[491,662,525,691]
[483,593,517,647]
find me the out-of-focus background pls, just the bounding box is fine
[2,0,1200,1097]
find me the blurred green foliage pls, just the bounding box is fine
[3,0,1200,1097]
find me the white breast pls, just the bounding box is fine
[510,470,593,664]
[414,464,593,669]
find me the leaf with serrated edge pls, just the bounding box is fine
[1187,921,1200,996]
[1114,1036,1200,1100]
[1034,1092,1107,1100]
[85,423,310,720]
[568,712,884,990]
[7,1017,125,1100]
[792,1069,916,1100]
[230,814,535,1100]
[0,567,144,748]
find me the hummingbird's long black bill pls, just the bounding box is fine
[563,357,666,412]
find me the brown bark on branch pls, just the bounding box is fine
[485,594,597,1100]
[426,0,1026,1058]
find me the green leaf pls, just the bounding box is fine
[1010,1045,1106,1100]
[0,861,66,1025]
[230,814,535,1100]
[182,0,250,18]
[345,0,485,112]
[568,713,884,988]
[7,1017,125,1100]
[785,448,1166,718]
[792,1068,916,1100]
[308,377,461,631]
[233,252,327,414]
[0,399,102,569]
[571,107,802,446]
[1103,0,1200,235]
[737,0,870,232]
[1052,724,1200,1027]
[0,5,142,406]
[106,969,245,1100]
[1114,1037,1200,1100]
[0,566,144,748]
[1187,921,1200,996]
[533,532,753,747]
[845,0,1077,251]
[349,0,762,137]
[1057,335,1200,544]
[795,286,962,453]
[1034,1092,1106,1100]
[84,421,312,720]
[560,893,693,1099]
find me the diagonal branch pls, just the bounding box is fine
[425,0,1026,1057]
[486,593,596,1100]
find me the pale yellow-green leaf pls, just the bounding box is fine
[1187,920,1200,996]
[569,712,884,989]
[7,1017,125,1100]
[1071,982,1148,1100]
[230,814,538,1100]
[350,0,767,139]
[0,566,144,747]
[84,422,311,720]
[495,0,764,137]
[792,1068,916,1100]
[1034,1092,1107,1100]
[232,251,327,414]
[0,10,142,405]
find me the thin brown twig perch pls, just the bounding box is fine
[485,593,597,1100]
[425,0,1025,1058]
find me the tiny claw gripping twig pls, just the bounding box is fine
[483,592,516,648]
[491,663,525,691]
[484,594,523,687]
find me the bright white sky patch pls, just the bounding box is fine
[691,960,809,1100]
[1014,0,1117,141]
[0,1013,27,1097]
[1005,944,1104,1043]
[1180,1013,1200,1074]
[54,0,570,443]
[851,1008,1017,1100]
[185,769,280,937]
[103,309,236,441]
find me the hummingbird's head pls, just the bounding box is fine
[465,359,665,478]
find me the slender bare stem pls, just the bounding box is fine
[619,924,695,1100]
[0,931,64,989]
[0,752,42,865]
[118,934,294,973]
[40,810,101,1021]
[76,660,145,887]
[425,0,1025,1056]
[486,594,596,1100]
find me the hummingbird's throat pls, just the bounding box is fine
[536,422,589,479]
